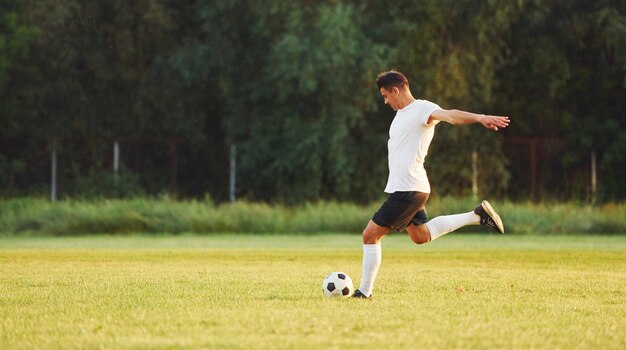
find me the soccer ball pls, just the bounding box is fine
[322,272,354,298]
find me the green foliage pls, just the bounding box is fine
[71,169,145,199]
[185,2,392,203]
[0,0,38,91]
[360,1,526,198]
[0,155,26,193]
[0,0,624,202]
[1,197,624,236]
[0,0,40,182]
[493,0,626,200]
[600,132,626,201]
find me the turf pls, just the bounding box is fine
[1,234,625,349]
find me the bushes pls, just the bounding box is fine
[0,197,624,236]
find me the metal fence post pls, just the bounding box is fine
[229,144,236,202]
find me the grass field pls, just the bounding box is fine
[1,234,625,349]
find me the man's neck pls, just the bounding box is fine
[398,93,416,110]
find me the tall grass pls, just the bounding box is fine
[0,197,624,236]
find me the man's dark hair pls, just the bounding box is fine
[376,70,409,91]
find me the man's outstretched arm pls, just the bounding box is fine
[429,109,510,131]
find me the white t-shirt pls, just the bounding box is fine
[384,99,441,193]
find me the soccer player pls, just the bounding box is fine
[352,70,510,299]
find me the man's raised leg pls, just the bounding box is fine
[407,200,504,243]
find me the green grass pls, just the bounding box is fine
[1,197,625,235]
[1,234,625,349]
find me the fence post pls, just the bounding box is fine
[113,141,120,176]
[170,140,178,195]
[229,144,236,202]
[530,139,538,202]
[591,149,597,204]
[50,141,57,202]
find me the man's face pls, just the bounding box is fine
[380,87,401,111]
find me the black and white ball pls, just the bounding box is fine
[322,272,354,298]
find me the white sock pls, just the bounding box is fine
[358,243,381,297]
[426,211,480,241]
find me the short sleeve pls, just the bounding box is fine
[419,100,441,127]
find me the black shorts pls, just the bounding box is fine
[372,191,429,231]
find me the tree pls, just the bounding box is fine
[0,0,40,194]
[235,3,390,202]
[493,0,626,200]
[2,0,623,202]
[363,0,519,197]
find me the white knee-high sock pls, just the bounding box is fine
[426,211,480,241]
[358,243,381,297]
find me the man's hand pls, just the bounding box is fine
[479,115,510,131]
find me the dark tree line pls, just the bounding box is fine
[1,0,625,203]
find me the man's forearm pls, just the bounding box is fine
[430,108,510,131]
[447,109,483,125]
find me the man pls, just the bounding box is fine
[352,70,510,299]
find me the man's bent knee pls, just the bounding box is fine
[407,224,431,244]
[362,220,389,244]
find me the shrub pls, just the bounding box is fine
[0,197,623,236]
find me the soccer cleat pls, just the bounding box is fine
[351,289,372,299]
[474,200,504,234]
